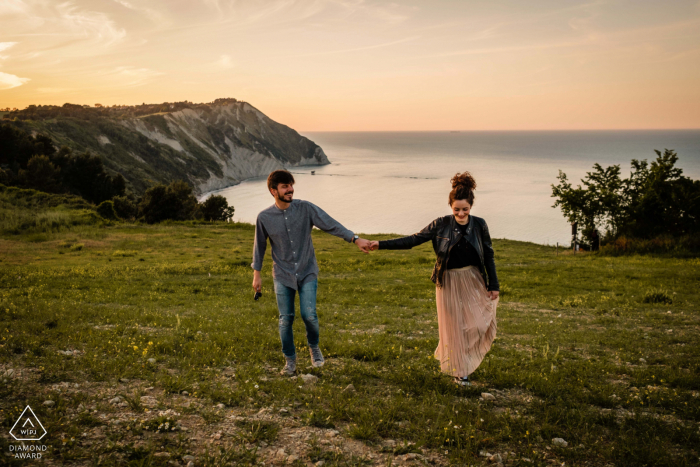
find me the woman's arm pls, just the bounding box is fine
[374,218,442,250]
[480,219,499,292]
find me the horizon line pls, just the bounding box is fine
[299,128,700,133]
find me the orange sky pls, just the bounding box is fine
[1,0,700,131]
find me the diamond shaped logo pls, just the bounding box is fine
[9,406,47,441]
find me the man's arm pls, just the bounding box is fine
[251,216,268,292]
[306,202,370,252]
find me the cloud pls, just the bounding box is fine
[106,66,163,87]
[55,2,126,46]
[0,71,30,89]
[216,54,234,69]
[111,0,163,22]
[287,36,421,58]
[0,0,29,16]
[0,42,18,53]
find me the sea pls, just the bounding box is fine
[207,130,700,246]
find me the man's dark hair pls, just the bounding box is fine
[267,170,295,191]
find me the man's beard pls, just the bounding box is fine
[277,192,293,202]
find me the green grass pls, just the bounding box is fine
[0,184,100,236]
[0,222,698,466]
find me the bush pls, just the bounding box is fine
[112,195,138,220]
[0,184,100,235]
[96,200,119,220]
[642,289,673,304]
[600,235,700,257]
[201,194,234,221]
[139,180,201,224]
[0,123,126,203]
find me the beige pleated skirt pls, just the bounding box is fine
[434,266,498,378]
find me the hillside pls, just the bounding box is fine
[0,218,698,466]
[3,99,329,195]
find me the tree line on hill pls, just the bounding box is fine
[552,149,700,254]
[0,123,234,223]
[1,98,240,122]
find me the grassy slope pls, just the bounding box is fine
[0,223,698,466]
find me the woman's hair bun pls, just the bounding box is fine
[450,171,476,191]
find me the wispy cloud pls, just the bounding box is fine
[55,2,126,46]
[287,35,421,58]
[0,71,30,89]
[0,42,18,53]
[104,66,163,87]
[111,0,162,22]
[0,0,30,16]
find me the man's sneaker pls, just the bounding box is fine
[454,376,470,387]
[280,355,296,376]
[309,345,325,368]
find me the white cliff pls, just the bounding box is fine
[119,100,329,194]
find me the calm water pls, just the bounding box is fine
[207,130,700,245]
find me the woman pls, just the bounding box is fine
[369,172,499,386]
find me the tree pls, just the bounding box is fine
[18,155,63,193]
[552,150,700,244]
[201,195,235,221]
[0,124,128,203]
[61,151,125,204]
[621,150,700,238]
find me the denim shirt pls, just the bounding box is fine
[252,199,354,290]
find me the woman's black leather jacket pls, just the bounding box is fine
[377,215,499,290]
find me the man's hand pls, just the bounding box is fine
[369,241,379,251]
[252,270,262,292]
[488,290,500,300]
[355,238,371,253]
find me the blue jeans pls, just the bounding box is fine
[273,279,319,358]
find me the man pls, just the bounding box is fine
[252,170,371,376]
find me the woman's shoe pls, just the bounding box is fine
[454,376,470,387]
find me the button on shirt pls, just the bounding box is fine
[252,199,354,290]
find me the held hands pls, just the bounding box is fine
[355,237,371,253]
[369,241,379,251]
[488,290,500,300]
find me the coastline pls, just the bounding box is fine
[197,162,332,201]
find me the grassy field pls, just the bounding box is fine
[0,221,698,466]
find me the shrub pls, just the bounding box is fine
[96,200,119,220]
[112,195,138,220]
[201,194,234,221]
[112,250,137,257]
[600,235,700,257]
[642,289,673,304]
[139,180,201,223]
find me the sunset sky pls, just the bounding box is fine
[1,0,699,131]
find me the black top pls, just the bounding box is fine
[446,220,481,270]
